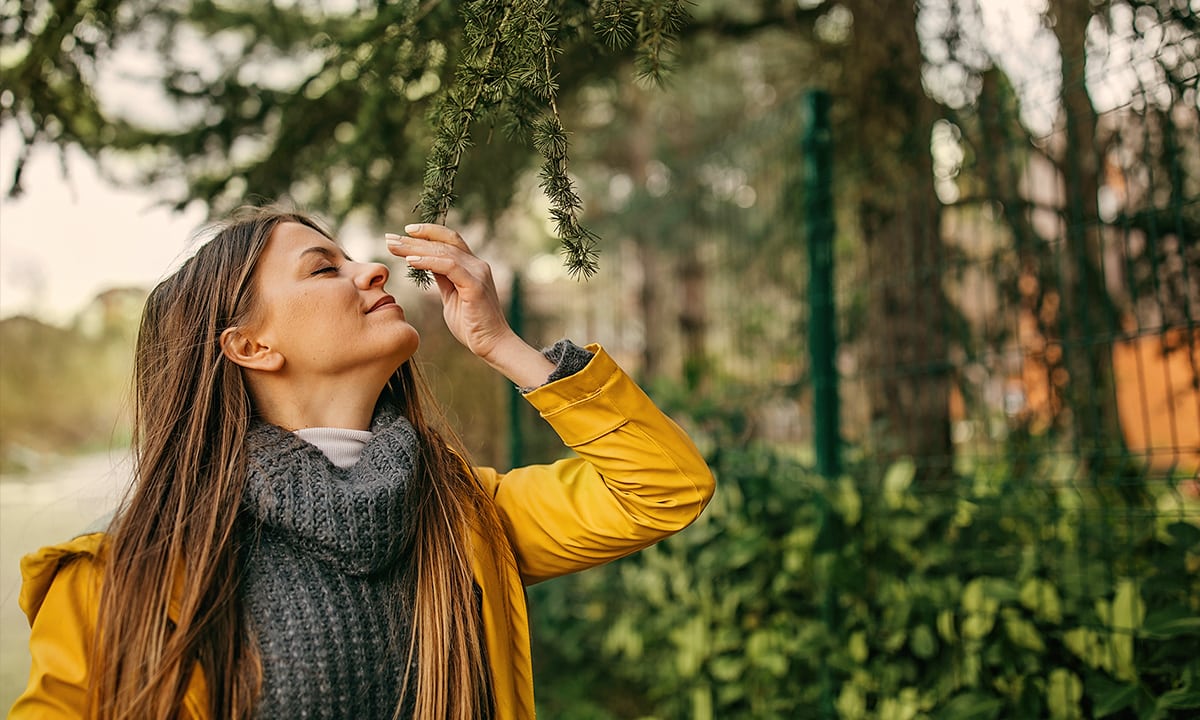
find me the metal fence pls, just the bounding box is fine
[521,87,1197,478]
[516,53,1199,718]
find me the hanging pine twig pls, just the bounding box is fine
[412,3,514,285]
[413,0,688,284]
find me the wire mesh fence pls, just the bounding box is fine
[521,44,1199,719]
[524,85,1197,483]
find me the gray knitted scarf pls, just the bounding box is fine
[239,410,420,719]
[235,341,590,717]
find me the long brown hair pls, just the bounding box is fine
[90,207,502,719]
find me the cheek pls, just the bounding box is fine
[263,290,340,344]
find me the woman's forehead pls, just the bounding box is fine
[270,220,335,247]
[266,221,350,260]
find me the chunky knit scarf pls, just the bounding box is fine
[236,341,593,718]
[240,410,420,719]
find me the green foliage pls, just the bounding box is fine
[0,296,142,471]
[2,0,698,280]
[413,0,601,283]
[528,404,1200,718]
[593,0,688,83]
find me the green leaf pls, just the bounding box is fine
[708,655,744,682]
[1140,607,1200,639]
[849,630,869,663]
[1019,577,1063,624]
[1092,582,1144,682]
[911,624,938,659]
[1064,628,1109,671]
[878,689,924,720]
[934,692,1003,720]
[745,630,788,676]
[1046,668,1084,719]
[962,579,995,613]
[980,578,1021,603]
[1089,678,1139,718]
[1156,687,1200,709]
[1166,521,1200,548]
[834,476,862,525]
[670,615,708,677]
[1106,580,1146,633]
[1002,609,1045,652]
[962,579,1000,639]
[937,609,958,643]
[961,613,995,640]
[837,684,868,720]
[883,458,915,507]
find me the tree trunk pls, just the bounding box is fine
[842,0,953,488]
[1049,0,1126,470]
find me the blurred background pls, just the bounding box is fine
[2,0,1198,717]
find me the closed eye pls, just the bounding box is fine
[311,266,339,276]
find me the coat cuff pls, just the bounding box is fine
[521,345,646,447]
[517,339,595,394]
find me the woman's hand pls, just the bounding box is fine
[386,224,508,357]
[386,224,555,387]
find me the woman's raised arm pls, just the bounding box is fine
[474,345,716,585]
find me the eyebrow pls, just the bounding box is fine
[299,245,354,262]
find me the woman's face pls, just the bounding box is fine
[247,221,420,381]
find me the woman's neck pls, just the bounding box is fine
[249,372,386,431]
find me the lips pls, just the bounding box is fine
[367,295,398,313]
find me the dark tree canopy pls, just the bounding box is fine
[1,0,695,278]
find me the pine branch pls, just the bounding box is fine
[415,0,615,283]
[536,10,597,278]
[596,0,639,49]
[412,3,517,286]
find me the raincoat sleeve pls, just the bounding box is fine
[9,535,104,719]
[474,344,715,585]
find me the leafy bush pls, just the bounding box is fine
[0,307,140,471]
[528,422,1200,719]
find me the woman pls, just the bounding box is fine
[10,208,714,719]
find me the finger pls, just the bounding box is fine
[434,273,456,305]
[386,232,475,264]
[402,253,484,295]
[402,223,472,254]
[387,234,491,283]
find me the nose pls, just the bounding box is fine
[353,261,389,289]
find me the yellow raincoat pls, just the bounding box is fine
[10,346,715,718]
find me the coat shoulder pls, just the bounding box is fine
[18,532,106,624]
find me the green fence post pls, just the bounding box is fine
[508,271,525,469]
[804,89,840,478]
[804,88,840,720]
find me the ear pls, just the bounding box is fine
[220,327,284,372]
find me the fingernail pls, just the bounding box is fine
[385,232,402,242]
[404,223,421,233]
[405,256,422,263]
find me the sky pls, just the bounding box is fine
[0,127,208,324]
[0,122,378,325]
[1,0,1148,326]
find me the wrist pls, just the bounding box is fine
[481,332,556,388]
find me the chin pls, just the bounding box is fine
[391,328,421,366]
